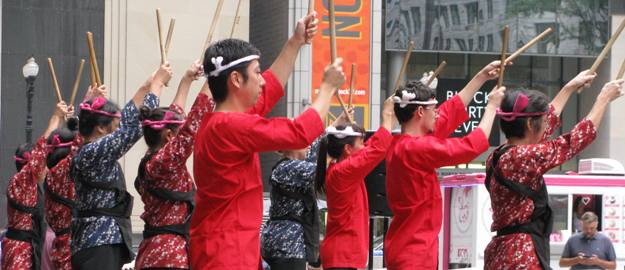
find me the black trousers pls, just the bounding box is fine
[71,244,130,270]
[265,257,307,270]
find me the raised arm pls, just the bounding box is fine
[457,60,502,107]
[173,60,203,109]
[44,101,71,138]
[329,127,392,190]
[476,85,505,139]
[551,70,596,116]
[133,63,172,107]
[585,79,624,129]
[148,91,214,174]
[269,12,318,86]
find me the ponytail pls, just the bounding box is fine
[314,136,329,195]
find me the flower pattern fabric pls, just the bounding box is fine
[484,106,597,269]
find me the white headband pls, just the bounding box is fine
[392,90,438,108]
[208,55,260,77]
[326,126,363,139]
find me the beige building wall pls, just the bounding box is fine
[104,0,249,232]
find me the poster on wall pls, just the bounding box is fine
[311,0,371,128]
[449,187,476,268]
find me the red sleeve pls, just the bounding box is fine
[25,136,48,183]
[168,103,186,117]
[407,128,489,168]
[433,95,469,139]
[329,127,392,190]
[225,108,324,153]
[534,119,596,175]
[148,93,214,174]
[246,70,284,116]
[540,105,561,142]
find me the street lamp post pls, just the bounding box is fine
[22,57,39,144]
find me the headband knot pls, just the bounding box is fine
[79,97,121,118]
[46,134,73,154]
[496,93,547,121]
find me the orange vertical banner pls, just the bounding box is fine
[312,0,371,127]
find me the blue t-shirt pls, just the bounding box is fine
[561,232,616,269]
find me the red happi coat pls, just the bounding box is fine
[190,70,325,269]
[484,106,597,270]
[44,136,83,270]
[2,137,48,270]
[135,93,213,269]
[320,127,392,269]
[385,95,490,269]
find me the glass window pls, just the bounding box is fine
[572,195,603,233]
[478,36,485,51]
[465,2,478,25]
[450,5,461,25]
[549,194,569,244]
[410,7,421,34]
[487,34,494,51]
[439,6,450,28]
[487,0,493,19]
[455,39,467,51]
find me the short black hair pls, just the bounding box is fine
[203,39,261,103]
[139,106,183,148]
[15,143,33,172]
[46,123,78,169]
[393,80,437,124]
[499,89,549,139]
[78,97,120,137]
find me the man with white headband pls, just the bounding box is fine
[384,61,506,269]
[190,12,346,269]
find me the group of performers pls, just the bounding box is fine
[3,7,625,270]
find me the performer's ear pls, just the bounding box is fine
[230,71,243,89]
[343,144,353,157]
[415,106,425,119]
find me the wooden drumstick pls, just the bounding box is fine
[578,19,625,93]
[348,63,356,108]
[165,18,176,55]
[393,40,414,92]
[156,9,166,64]
[230,0,242,38]
[69,59,85,106]
[427,61,447,87]
[47,58,63,103]
[328,0,352,123]
[199,0,225,63]
[86,31,102,86]
[497,26,509,89]
[506,28,553,63]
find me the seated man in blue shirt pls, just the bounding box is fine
[559,212,616,270]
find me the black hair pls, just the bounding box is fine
[314,124,366,194]
[78,97,120,137]
[393,80,437,124]
[15,143,33,172]
[499,89,549,139]
[139,106,183,148]
[203,38,261,103]
[46,122,79,169]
